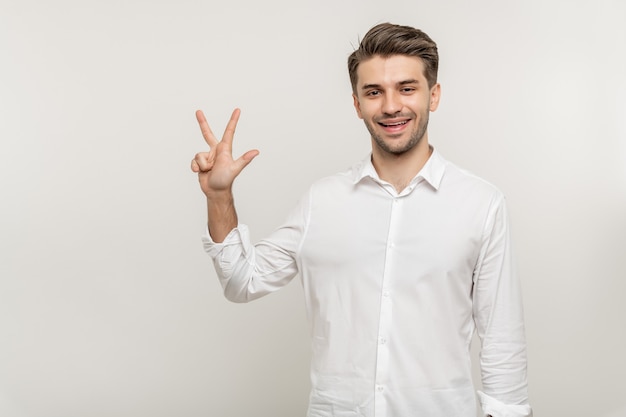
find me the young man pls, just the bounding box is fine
[191,23,531,417]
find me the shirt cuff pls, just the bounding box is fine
[201,224,246,258]
[477,391,532,417]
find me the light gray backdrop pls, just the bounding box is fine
[1,0,625,416]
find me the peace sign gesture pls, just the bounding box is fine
[191,108,259,198]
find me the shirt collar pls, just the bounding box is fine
[352,147,447,191]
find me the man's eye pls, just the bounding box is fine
[367,90,381,96]
[401,88,415,93]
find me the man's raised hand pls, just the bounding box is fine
[191,108,259,198]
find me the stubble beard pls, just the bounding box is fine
[365,111,429,156]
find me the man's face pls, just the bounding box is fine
[352,55,440,156]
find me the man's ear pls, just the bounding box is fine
[353,93,364,119]
[429,83,441,112]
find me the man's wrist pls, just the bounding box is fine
[205,189,234,203]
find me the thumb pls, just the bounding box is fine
[233,149,260,173]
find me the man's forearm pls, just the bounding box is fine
[206,191,238,243]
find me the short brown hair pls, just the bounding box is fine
[348,23,439,94]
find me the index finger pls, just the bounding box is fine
[195,110,218,148]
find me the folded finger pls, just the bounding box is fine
[193,152,214,172]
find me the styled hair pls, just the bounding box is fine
[348,23,439,94]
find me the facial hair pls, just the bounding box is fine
[364,110,429,156]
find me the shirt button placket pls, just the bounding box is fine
[375,197,399,417]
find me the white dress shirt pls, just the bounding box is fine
[202,150,532,417]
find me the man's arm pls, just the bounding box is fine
[190,108,258,242]
[192,108,302,303]
[473,195,532,417]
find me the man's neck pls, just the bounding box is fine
[371,140,433,193]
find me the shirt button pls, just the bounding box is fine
[383,290,390,297]
[379,337,387,345]
[376,385,384,392]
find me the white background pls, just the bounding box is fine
[1,0,625,416]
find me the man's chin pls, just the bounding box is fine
[375,140,413,155]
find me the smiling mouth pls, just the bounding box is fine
[379,120,409,127]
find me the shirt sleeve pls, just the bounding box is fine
[477,391,533,417]
[472,194,532,417]
[201,190,310,303]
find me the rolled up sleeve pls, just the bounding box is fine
[201,191,309,303]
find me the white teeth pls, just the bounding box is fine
[383,121,407,127]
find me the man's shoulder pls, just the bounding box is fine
[439,157,505,201]
[308,169,355,193]
[309,158,365,189]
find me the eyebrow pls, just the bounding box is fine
[360,79,420,91]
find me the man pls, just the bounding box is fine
[191,23,531,417]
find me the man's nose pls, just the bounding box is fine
[382,91,402,115]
